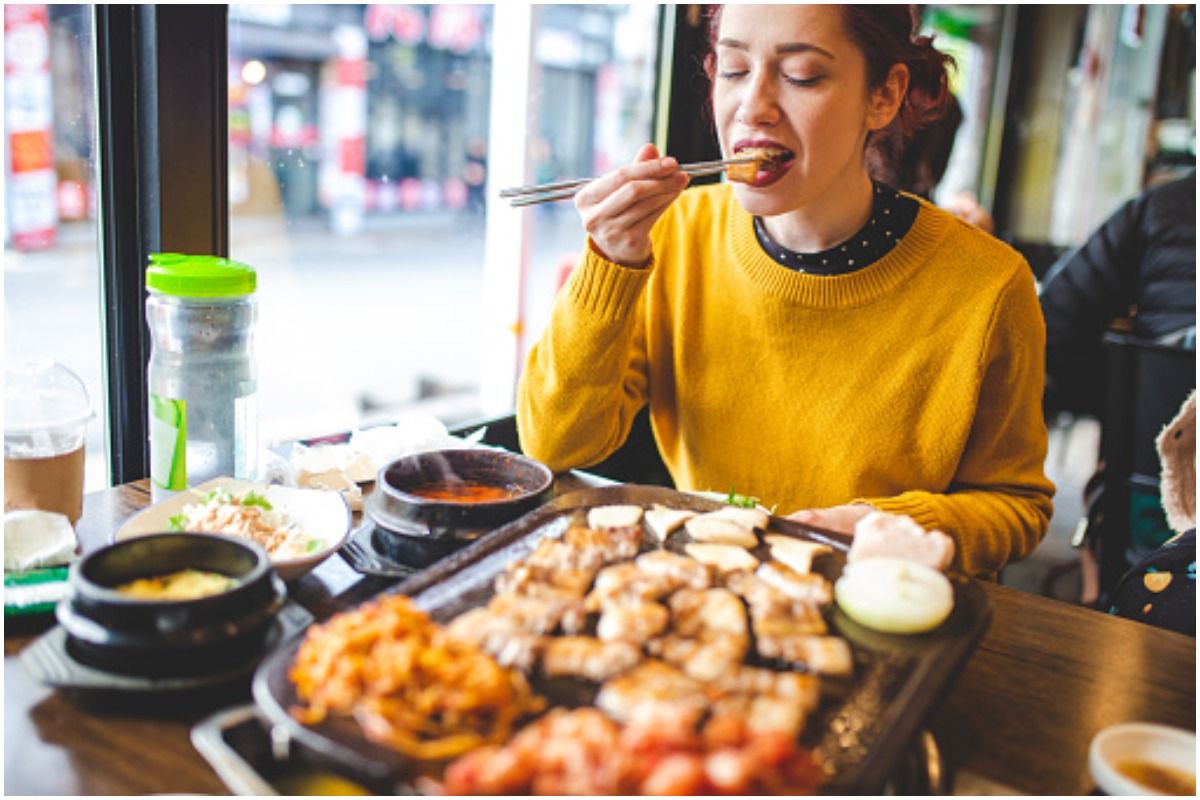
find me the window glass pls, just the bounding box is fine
[227,4,660,444]
[3,3,107,489]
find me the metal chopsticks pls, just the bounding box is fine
[500,155,758,207]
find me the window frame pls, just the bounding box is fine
[94,3,691,479]
[94,4,229,483]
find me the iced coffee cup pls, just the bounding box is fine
[4,359,92,525]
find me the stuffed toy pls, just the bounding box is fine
[1156,390,1196,537]
[1108,391,1196,635]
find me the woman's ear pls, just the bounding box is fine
[867,63,909,131]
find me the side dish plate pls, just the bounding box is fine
[253,484,991,794]
[114,478,352,582]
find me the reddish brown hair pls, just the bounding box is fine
[704,5,955,172]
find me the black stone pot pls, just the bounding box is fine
[365,449,553,562]
[57,532,286,679]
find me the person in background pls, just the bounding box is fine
[1109,391,1195,636]
[463,137,488,216]
[1039,170,1196,417]
[517,4,1054,579]
[1039,170,1195,603]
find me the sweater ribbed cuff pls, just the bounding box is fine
[857,494,942,532]
[565,244,651,324]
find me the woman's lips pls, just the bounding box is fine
[731,143,796,188]
[748,157,794,188]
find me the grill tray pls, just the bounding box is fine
[253,485,991,794]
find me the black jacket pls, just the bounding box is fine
[1040,171,1196,416]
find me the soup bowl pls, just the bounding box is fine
[56,532,286,678]
[365,448,554,540]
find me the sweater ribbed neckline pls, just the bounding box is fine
[729,187,951,309]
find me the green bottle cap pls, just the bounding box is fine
[145,254,256,297]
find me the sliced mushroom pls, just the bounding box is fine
[587,504,644,530]
[684,542,760,572]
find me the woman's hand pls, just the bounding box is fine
[574,142,690,268]
[786,503,875,535]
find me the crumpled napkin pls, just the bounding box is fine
[4,509,79,572]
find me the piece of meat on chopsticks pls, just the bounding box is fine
[540,636,642,682]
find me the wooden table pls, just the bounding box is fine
[5,480,1195,795]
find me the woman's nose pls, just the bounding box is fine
[736,70,780,127]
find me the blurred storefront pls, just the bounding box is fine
[4,4,95,251]
[227,4,640,232]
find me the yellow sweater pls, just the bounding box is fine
[517,183,1054,578]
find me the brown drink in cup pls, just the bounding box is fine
[4,360,91,526]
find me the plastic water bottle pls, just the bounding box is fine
[145,254,258,501]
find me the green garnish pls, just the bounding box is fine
[725,488,759,509]
[203,488,234,504]
[167,512,188,532]
[306,539,323,553]
[240,491,273,511]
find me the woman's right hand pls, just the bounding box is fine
[574,142,690,268]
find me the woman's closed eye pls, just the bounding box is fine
[784,74,824,87]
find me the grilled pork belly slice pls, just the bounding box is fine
[756,560,833,605]
[709,692,807,738]
[647,588,749,682]
[849,511,955,572]
[667,587,749,639]
[586,551,713,612]
[713,665,821,713]
[443,607,543,672]
[565,523,643,562]
[486,591,587,636]
[585,562,677,611]
[755,633,854,677]
[649,633,750,683]
[541,636,642,682]
[595,659,709,727]
[633,550,713,590]
[596,599,671,644]
[725,569,829,641]
[494,559,596,599]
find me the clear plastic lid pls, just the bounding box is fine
[4,358,93,437]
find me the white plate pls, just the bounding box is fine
[114,478,351,582]
[1089,722,1196,795]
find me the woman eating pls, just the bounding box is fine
[516,4,1054,579]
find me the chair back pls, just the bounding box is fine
[1094,332,1196,600]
